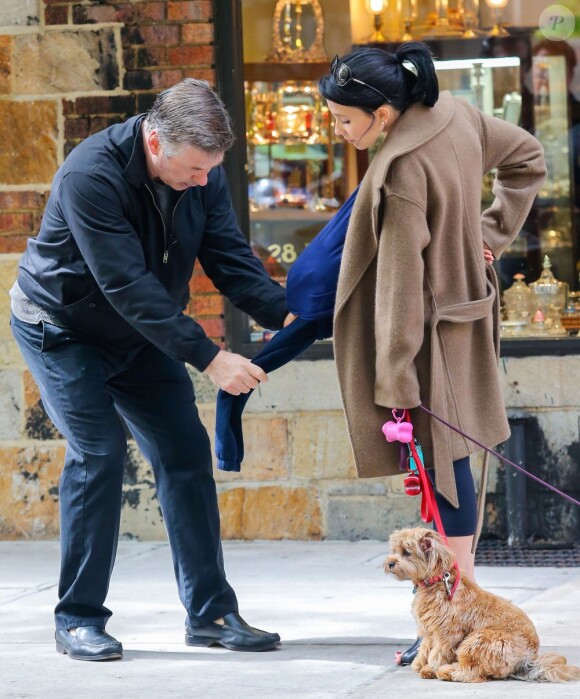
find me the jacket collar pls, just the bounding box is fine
[335,92,455,315]
[122,114,151,188]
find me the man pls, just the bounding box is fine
[10,79,289,661]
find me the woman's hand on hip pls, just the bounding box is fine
[483,245,494,265]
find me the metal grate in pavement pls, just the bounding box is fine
[475,539,580,567]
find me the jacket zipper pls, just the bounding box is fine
[145,184,169,263]
[171,191,187,259]
[145,185,188,264]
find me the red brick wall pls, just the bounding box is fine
[0,192,49,253]
[0,0,224,343]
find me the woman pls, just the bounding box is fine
[318,43,546,662]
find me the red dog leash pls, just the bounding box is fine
[383,408,460,667]
[382,409,461,599]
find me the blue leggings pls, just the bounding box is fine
[426,457,477,537]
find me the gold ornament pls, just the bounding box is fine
[267,1,328,63]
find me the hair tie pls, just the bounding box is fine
[394,53,418,76]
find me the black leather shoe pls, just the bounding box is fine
[185,612,280,652]
[55,626,123,661]
[399,637,422,666]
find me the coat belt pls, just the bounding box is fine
[428,267,499,507]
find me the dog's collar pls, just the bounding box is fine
[413,570,459,600]
[418,573,448,588]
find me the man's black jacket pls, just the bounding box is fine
[17,115,287,370]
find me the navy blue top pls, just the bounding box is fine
[215,186,360,472]
[285,185,360,320]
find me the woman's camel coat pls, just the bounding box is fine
[333,91,546,507]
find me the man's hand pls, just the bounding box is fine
[483,244,494,265]
[204,350,267,395]
[283,312,297,327]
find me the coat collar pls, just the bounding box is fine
[335,92,455,316]
[372,90,455,173]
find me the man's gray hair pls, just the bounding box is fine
[145,78,235,156]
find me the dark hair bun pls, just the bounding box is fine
[394,42,439,107]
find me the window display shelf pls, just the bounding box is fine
[500,336,580,357]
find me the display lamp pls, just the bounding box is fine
[461,0,480,38]
[400,0,418,41]
[485,0,509,37]
[366,0,386,43]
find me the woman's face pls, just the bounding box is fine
[326,99,386,150]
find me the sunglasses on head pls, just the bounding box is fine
[330,55,391,103]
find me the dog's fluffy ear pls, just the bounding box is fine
[419,532,435,553]
[420,531,456,571]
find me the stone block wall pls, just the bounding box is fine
[198,355,580,544]
[1,2,578,545]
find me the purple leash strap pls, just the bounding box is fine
[419,404,580,508]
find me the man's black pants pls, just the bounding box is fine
[11,314,238,630]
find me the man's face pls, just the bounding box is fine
[145,130,224,191]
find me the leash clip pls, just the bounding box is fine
[443,571,452,597]
[406,438,423,473]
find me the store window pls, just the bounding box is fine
[219,1,580,356]
[233,0,354,355]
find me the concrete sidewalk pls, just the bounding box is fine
[1,540,579,698]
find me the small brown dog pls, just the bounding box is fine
[384,527,580,683]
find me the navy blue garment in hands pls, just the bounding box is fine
[215,316,333,471]
[286,185,360,320]
[215,185,360,472]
